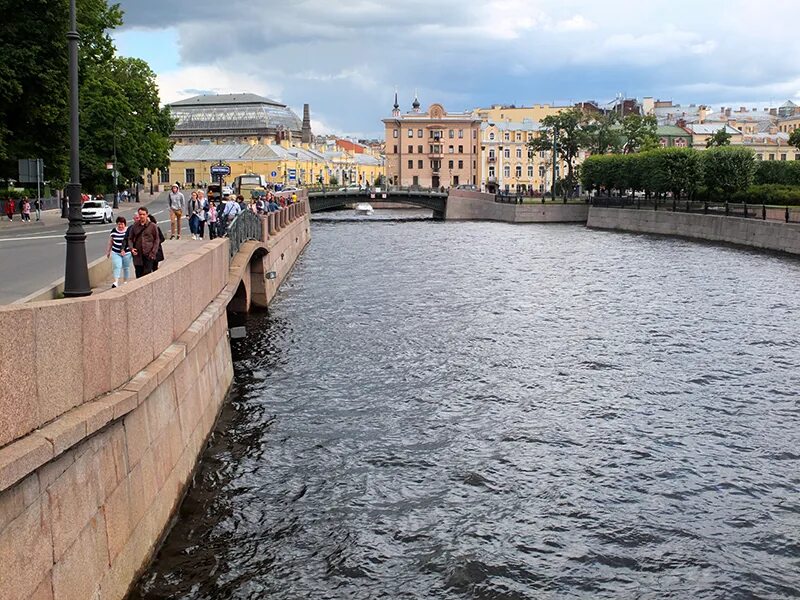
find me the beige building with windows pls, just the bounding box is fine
[473,104,569,124]
[383,97,481,188]
[480,120,567,194]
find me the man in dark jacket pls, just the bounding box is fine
[128,207,161,278]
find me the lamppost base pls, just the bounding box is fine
[63,182,91,297]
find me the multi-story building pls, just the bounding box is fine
[383,96,481,188]
[472,103,568,124]
[479,120,567,194]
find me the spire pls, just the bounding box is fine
[301,103,312,144]
[412,90,421,113]
[392,88,400,117]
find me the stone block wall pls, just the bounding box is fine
[587,207,800,256]
[0,293,232,600]
[445,190,589,223]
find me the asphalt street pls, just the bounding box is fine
[0,192,171,304]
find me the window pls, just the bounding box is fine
[473,130,477,139]
[515,165,522,178]
[795,154,800,160]
[449,145,454,153]
[489,149,495,159]
[418,129,423,138]
[408,145,414,154]
[392,145,398,153]
[504,132,510,141]
[459,129,464,139]
[160,169,170,184]
[418,160,423,169]
[185,168,195,184]
[458,145,463,153]
[539,166,546,177]
[413,176,419,186]
[504,165,510,178]
[489,132,495,141]
[769,153,775,160]
[448,160,454,169]
[781,153,787,161]
[408,160,413,169]
[528,150,534,160]
[504,149,510,159]
[408,129,414,138]
[516,133,522,141]
[756,154,763,161]
[393,129,398,138]
[449,130,454,138]
[516,148,522,159]
[488,166,495,178]
[458,160,463,169]
[418,145,423,153]
[528,165,534,178]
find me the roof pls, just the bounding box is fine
[657,125,692,137]
[481,119,542,132]
[170,144,328,163]
[169,93,285,108]
[685,124,742,135]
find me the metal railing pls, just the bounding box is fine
[590,196,800,224]
[225,208,263,257]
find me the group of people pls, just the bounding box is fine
[105,207,165,287]
[166,184,298,240]
[3,197,41,222]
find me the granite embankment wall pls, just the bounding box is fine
[0,205,311,600]
[587,207,800,256]
[445,190,589,222]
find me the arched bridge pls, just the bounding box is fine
[307,188,448,217]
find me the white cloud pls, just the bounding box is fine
[156,65,284,105]
[554,15,596,32]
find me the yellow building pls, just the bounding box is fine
[148,141,384,191]
[743,133,800,161]
[778,115,800,134]
[473,104,568,124]
[480,120,567,194]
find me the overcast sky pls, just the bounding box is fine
[114,0,800,138]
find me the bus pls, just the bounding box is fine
[233,173,267,198]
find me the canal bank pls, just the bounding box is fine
[445,189,589,222]
[587,206,800,256]
[0,205,310,600]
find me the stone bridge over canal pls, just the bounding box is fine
[308,188,448,217]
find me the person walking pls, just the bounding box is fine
[4,198,13,221]
[197,190,208,239]
[34,197,41,221]
[187,190,200,239]
[208,201,218,240]
[21,197,31,223]
[105,216,132,287]
[148,214,166,270]
[128,207,160,278]
[167,183,186,240]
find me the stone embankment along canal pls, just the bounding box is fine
[0,199,311,600]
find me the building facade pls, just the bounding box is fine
[383,99,481,188]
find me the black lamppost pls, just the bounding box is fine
[63,0,91,297]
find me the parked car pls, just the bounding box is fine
[81,200,113,223]
[455,184,478,191]
[339,185,363,192]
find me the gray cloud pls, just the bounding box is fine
[119,0,800,136]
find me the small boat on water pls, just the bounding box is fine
[354,202,374,215]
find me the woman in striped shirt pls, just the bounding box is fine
[105,216,132,288]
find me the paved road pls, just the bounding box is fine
[0,193,172,304]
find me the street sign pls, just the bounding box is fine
[210,164,231,176]
[18,158,43,183]
[288,169,297,181]
[105,162,114,170]
[271,171,277,177]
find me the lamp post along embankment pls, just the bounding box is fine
[63,0,91,297]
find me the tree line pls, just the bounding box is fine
[0,0,174,193]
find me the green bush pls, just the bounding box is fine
[753,160,800,185]
[731,184,800,205]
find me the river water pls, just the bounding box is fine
[133,211,800,599]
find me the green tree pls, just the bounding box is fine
[706,127,732,148]
[649,147,703,200]
[529,108,586,197]
[789,127,800,151]
[0,0,172,191]
[702,146,756,198]
[582,113,623,155]
[622,114,659,153]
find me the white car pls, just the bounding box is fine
[81,200,113,224]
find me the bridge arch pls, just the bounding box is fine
[308,189,448,218]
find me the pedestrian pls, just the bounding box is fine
[223,194,241,224]
[19,196,25,219]
[291,191,298,205]
[4,198,13,221]
[148,214,166,270]
[105,216,132,288]
[34,197,41,221]
[21,197,31,223]
[208,200,218,240]
[128,207,160,278]
[197,190,208,239]
[167,183,186,240]
[187,190,200,239]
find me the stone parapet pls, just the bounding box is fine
[587,207,800,255]
[445,190,589,222]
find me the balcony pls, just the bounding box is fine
[488,156,496,163]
